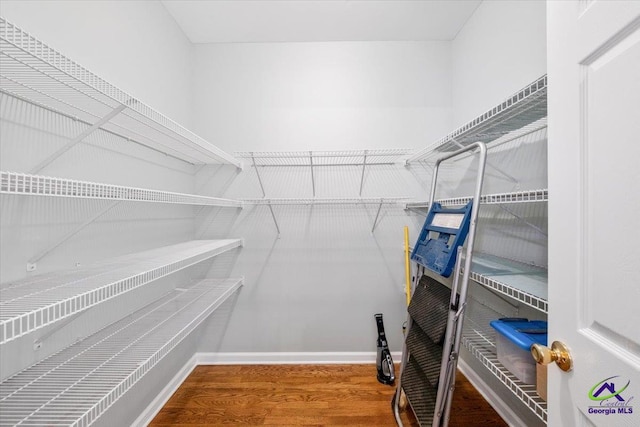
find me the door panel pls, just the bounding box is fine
[584,25,640,351]
[548,1,640,426]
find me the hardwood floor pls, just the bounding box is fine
[150,364,507,426]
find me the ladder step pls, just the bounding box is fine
[406,323,443,389]
[402,355,437,426]
[408,276,451,345]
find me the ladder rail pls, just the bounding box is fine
[432,142,487,427]
[393,141,487,427]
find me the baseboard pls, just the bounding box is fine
[457,359,526,427]
[195,351,402,365]
[133,354,198,427]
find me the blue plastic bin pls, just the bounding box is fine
[489,319,548,384]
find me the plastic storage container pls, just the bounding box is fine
[489,319,548,385]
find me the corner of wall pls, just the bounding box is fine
[450,0,547,127]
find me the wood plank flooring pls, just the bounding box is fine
[150,364,507,426]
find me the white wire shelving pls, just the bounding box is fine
[242,197,409,206]
[0,18,239,167]
[469,253,548,313]
[237,149,414,198]
[0,171,242,207]
[236,149,415,231]
[0,239,242,345]
[461,312,547,423]
[405,189,548,210]
[234,149,412,167]
[0,278,242,427]
[407,75,547,164]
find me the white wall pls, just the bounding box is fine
[188,41,449,355]
[195,163,424,354]
[192,41,452,152]
[451,0,546,127]
[1,0,194,126]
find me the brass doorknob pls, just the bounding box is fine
[531,341,573,372]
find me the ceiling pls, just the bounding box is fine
[162,1,482,44]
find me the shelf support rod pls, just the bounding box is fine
[359,150,368,196]
[371,199,383,233]
[406,206,428,217]
[267,201,281,237]
[30,104,128,174]
[27,201,121,271]
[32,309,88,350]
[252,153,279,236]
[310,151,315,197]
[1,89,195,164]
[450,138,519,185]
[497,204,548,237]
[251,153,267,197]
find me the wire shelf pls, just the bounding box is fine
[407,76,547,163]
[462,314,547,423]
[0,171,242,207]
[469,253,548,313]
[0,239,242,345]
[234,149,412,167]
[242,197,410,206]
[0,18,239,166]
[0,278,242,427]
[405,189,548,210]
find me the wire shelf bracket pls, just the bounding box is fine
[371,199,383,233]
[310,151,316,197]
[450,137,520,186]
[359,150,368,196]
[29,103,128,174]
[497,203,548,237]
[249,153,280,237]
[0,89,193,164]
[0,239,243,345]
[266,200,281,237]
[26,200,120,271]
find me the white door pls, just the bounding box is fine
[548,1,640,426]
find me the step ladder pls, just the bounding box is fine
[393,142,487,427]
